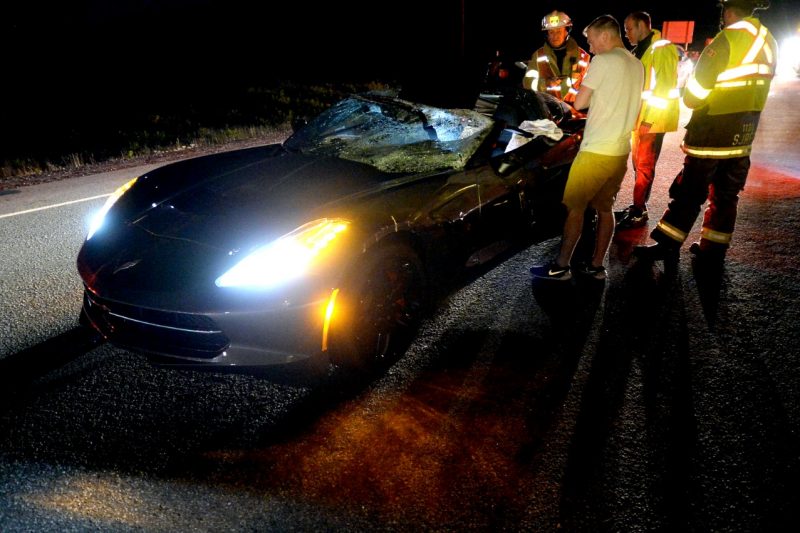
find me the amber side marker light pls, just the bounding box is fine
[321,288,340,352]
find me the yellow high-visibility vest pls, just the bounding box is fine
[682,17,777,158]
[638,30,681,133]
[685,17,776,116]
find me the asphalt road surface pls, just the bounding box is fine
[1,76,799,532]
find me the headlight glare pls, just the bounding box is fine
[215,219,349,288]
[87,177,138,240]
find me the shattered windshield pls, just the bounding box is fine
[284,95,495,174]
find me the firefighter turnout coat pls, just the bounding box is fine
[682,16,777,158]
[635,29,681,133]
[651,16,777,252]
[523,37,590,104]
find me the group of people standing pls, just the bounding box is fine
[526,0,777,281]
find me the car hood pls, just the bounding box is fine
[80,145,413,306]
[127,145,399,251]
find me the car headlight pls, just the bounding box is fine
[86,177,138,240]
[215,218,350,288]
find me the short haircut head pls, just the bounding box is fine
[718,0,769,16]
[583,14,621,38]
[726,4,753,16]
[626,11,652,29]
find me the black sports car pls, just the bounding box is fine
[77,88,584,376]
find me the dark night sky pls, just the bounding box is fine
[4,1,799,84]
[2,0,798,149]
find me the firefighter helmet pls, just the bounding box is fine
[541,11,573,31]
[717,0,770,10]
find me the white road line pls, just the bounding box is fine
[0,193,110,219]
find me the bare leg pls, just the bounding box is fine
[556,208,584,267]
[592,208,615,267]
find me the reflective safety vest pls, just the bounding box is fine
[637,30,680,133]
[523,38,590,104]
[682,17,777,158]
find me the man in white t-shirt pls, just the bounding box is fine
[531,14,643,281]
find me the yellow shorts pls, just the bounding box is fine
[562,151,628,211]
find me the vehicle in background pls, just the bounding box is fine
[482,50,527,94]
[781,31,800,77]
[676,44,696,93]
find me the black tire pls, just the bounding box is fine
[329,243,428,374]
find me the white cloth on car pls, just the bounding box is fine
[504,119,563,153]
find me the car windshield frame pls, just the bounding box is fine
[283,94,495,174]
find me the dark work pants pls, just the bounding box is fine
[652,155,750,251]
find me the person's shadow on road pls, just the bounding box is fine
[530,275,606,338]
[691,257,726,328]
[553,258,697,528]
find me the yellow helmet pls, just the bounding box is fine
[542,10,572,31]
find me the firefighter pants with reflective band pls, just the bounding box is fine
[631,129,666,210]
[651,155,750,251]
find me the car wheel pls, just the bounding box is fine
[329,243,428,374]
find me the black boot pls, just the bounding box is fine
[689,241,726,268]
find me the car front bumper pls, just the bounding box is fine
[80,287,334,370]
